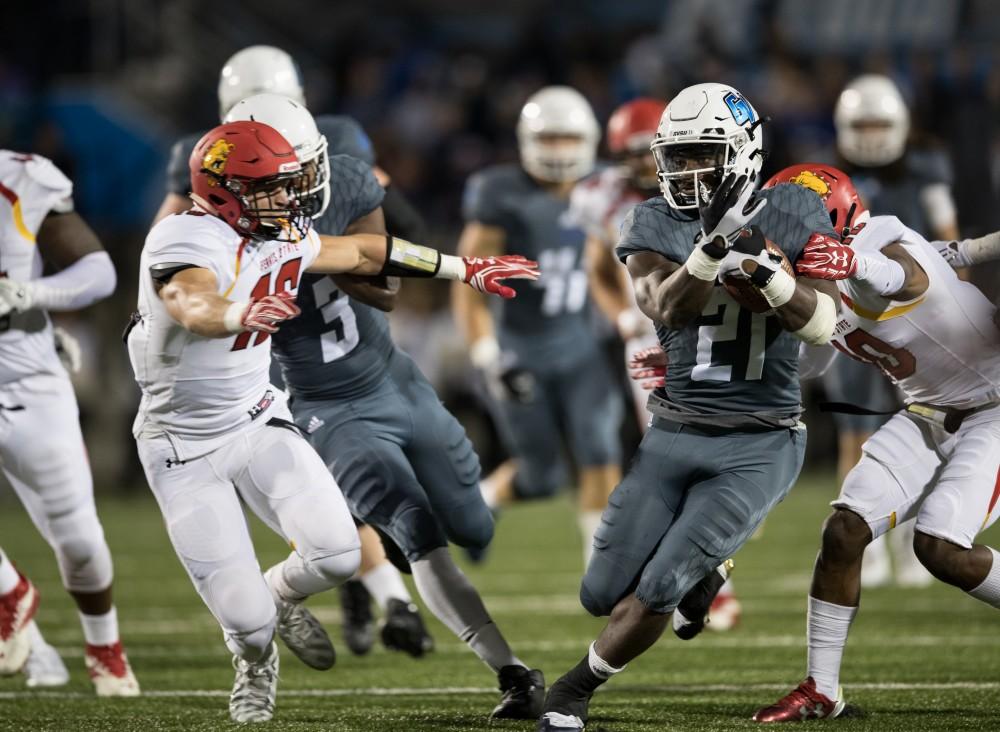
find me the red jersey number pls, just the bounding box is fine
[833,328,916,380]
[231,257,302,351]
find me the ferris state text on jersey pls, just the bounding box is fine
[616,183,836,423]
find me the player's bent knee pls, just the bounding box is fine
[821,509,872,560]
[50,510,114,593]
[307,546,362,586]
[912,531,963,584]
[443,502,494,551]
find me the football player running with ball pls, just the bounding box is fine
[754,164,1000,722]
[126,120,535,723]
[537,83,842,732]
[227,94,547,719]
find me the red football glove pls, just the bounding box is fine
[463,255,539,299]
[243,292,301,333]
[795,232,857,280]
[628,346,668,390]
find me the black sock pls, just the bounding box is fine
[545,652,608,720]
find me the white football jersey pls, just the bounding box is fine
[0,151,74,385]
[832,215,1000,408]
[128,211,321,460]
[568,166,645,242]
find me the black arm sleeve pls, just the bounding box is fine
[382,185,429,244]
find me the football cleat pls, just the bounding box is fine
[538,711,586,731]
[707,584,742,632]
[85,641,140,696]
[491,665,546,719]
[753,677,846,723]
[24,629,69,687]
[274,598,335,670]
[0,572,39,675]
[380,599,434,658]
[230,641,279,723]
[672,559,733,640]
[339,579,375,656]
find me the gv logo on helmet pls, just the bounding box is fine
[202,138,236,184]
[723,92,756,126]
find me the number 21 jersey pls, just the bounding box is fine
[127,211,320,459]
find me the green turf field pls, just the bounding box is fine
[1,473,998,731]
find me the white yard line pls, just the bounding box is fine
[0,681,997,700]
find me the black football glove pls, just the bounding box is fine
[697,173,768,258]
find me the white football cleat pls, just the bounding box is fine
[0,572,39,675]
[85,641,140,696]
[230,641,279,723]
[24,624,69,687]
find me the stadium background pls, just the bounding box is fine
[2,2,1000,730]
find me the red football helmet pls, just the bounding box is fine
[189,120,308,240]
[606,98,667,155]
[763,163,869,239]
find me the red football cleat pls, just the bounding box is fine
[0,572,39,675]
[85,641,140,696]
[753,677,845,723]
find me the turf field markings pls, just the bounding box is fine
[2,681,999,700]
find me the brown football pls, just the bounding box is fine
[722,237,795,313]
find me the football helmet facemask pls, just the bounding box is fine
[835,74,910,168]
[516,86,600,183]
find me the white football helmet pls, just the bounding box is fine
[218,45,305,119]
[835,74,910,167]
[516,86,600,183]
[224,93,330,219]
[651,83,764,210]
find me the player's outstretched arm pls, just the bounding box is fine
[0,211,116,317]
[310,231,538,299]
[938,230,1000,269]
[796,233,928,301]
[587,233,642,338]
[329,206,400,313]
[158,267,300,339]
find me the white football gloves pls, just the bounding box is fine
[0,279,33,317]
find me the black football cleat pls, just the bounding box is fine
[339,579,375,656]
[380,599,434,657]
[491,665,545,719]
[535,673,592,730]
[672,559,733,640]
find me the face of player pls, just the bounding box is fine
[243,174,307,239]
[653,142,729,205]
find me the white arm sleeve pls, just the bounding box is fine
[852,250,907,296]
[26,251,116,311]
[939,231,1000,268]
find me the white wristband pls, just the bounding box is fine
[436,254,467,282]
[223,301,248,334]
[470,336,500,370]
[758,269,797,308]
[686,246,724,282]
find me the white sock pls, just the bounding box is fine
[720,577,735,595]
[28,621,46,647]
[411,547,521,672]
[480,476,499,510]
[361,562,412,611]
[806,596,856,699]
[0,550,20,594]
[578,510,603,567]
[968,547,1000,608]
[79,607,119,646]
[588,641,625,680]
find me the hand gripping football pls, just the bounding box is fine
[722,235,795,313]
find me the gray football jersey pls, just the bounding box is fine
[848,151,952,238]
[616,184,835,418]
[270,154,391,400]
[462,164,596,368]
[165,115,375,196]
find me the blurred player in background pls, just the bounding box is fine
[128,119,535,722]
[229,94,546,718]
[755,165,1000,722]
[538,84,841,732]
[569,97,741,630]
[454,86,623,566]
[0,151,138,695]
[153,44,432,658]
[826,74,958,588]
